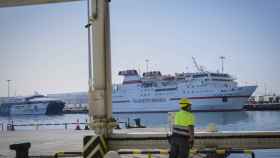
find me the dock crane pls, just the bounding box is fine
[192,56,205,72]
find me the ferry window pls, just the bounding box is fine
[193,74,208,78]
[222,96,228,102]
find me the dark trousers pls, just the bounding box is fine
[169,135,190,158]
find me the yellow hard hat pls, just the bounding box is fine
[179,98,192,108]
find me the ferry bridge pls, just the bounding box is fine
[1,0,280,157]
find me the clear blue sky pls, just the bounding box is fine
[0,0,279,97]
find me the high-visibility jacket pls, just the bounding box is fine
[172,110,195,137]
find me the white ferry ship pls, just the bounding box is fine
[0,94,65,115]
[112,69,257,112]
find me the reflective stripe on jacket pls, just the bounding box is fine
[172,124,190,136]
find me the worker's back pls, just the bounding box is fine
[175,110,195,127]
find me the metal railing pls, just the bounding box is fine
[1,123,4,131]
[3,122,89,131]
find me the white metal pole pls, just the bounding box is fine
[88,0,114,136]
[6,80,11,97]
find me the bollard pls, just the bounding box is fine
[134,118,146,128]
[115,123,121,129]
[10,142,31,158]
[7,124,15,131]
[75,119,81,130]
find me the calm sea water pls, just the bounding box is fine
[1,111,280,157]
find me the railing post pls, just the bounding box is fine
[35,123,39,130]
[11,120,15,131]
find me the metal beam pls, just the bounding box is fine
[88,0,114,137]
[109,131,280,150]
[0,0,81,8]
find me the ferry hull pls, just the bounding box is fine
[113,97,247,113]
[112,86,257,112]
[10,103,48,115]
[0,101,65,116]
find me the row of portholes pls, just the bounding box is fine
[140,92,175,97]
[183,90,212,94]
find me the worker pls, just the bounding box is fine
[169,98,195,158]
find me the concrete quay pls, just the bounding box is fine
[0,129,160,157]
[0,128,166,157]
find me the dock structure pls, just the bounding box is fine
[1,1,280,158]
[111,129,280,150]
[1,129,280,157]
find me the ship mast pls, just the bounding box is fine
[6,80,11,98]
[219,56,226,73]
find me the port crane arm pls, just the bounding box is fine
[192,56,203,72]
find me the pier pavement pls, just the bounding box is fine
[1,128,280,158]
[0,130,94,157]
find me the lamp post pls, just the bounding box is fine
[6,80,11,97]
[219,56,225,73]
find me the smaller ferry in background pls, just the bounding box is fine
[0,93,65,116]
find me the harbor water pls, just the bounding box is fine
[1,111,280,157]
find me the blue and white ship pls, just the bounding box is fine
[0,94,65,115]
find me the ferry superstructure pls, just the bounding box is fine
[112,69,257,112]
[0,94,65,115]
